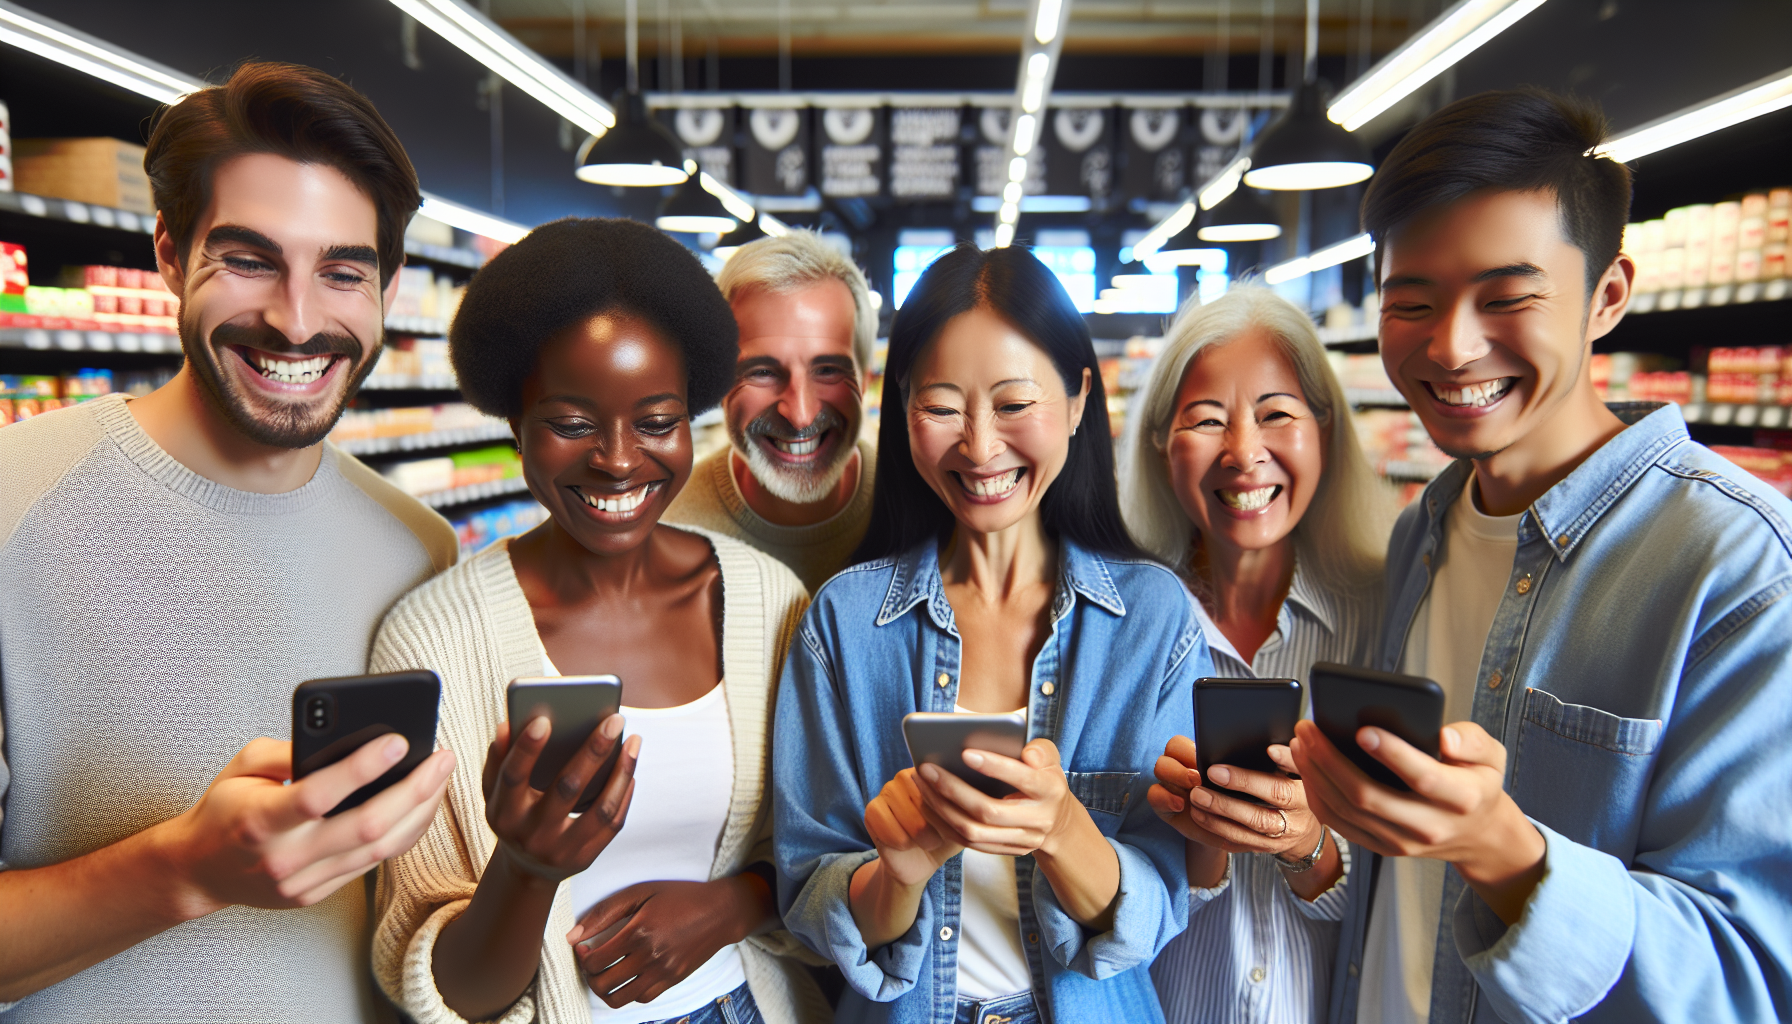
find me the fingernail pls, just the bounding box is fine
[1208,765,1231,785]
[1359,728,1380,751]
[602,715,624,739]
[1185,769,1200,789]
[962,750,984,767]
[384,735,409,762]
[920,764,940,782]
[1442,726,1460,749]
[1167,794,1185,812]
[1189,787,1214,807]
[527,716,550,739]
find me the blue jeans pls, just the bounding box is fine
[951,990,1039,1024]
[643,981,761,1024]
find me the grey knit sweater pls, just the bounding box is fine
[0,395,457,1022]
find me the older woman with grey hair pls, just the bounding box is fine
[1122,285,1394,1024]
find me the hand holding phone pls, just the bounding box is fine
[1308,663,1444,792]
[293,670,442,815]
[483,677,639,884]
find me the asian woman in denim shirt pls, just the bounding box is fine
[771,245,1206,1024]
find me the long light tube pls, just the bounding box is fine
[1130,202,1195,261]
[0,1,197,103]
[1264,231,1374,284]
[1198,156,1251,210]
[419,194,531,244]
[1034,0,1063,44]
[993,0,1071,245]
[1596,68,1792,163]
[388,0,614,136]
[1327,0,1549,132]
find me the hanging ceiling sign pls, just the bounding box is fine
[974,105,1044,197]
[741,103,810,197]
[661,104,735,186]
[1193,107,1251,190]
[1045,105,1116,202]
[1122,104,1186,203]
[888,105,961,202]
[818,104,883,198]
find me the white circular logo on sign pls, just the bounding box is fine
[750,108,802,150]
[1200,108,1248,145]
[675,108,726,147]
[1054,109,1105,153]
[1129,109,1180,152]
[823,107,876,145]
[980,107,1011,146]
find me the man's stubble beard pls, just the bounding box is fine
[732,403,858,505]
[181,308,377,450]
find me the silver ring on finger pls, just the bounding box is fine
[1266,809,1290,839]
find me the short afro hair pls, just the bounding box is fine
[449,217,737,418]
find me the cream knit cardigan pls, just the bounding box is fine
[369,529,829,1024]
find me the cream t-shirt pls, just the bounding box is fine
[951,705,1033,1001]
[1357,476,1522,1024]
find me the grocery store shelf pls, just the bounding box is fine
[385,315,447,335]
[1631,279,1789,315]
[416,476,531,508]
[334,421,513,456]
[1678,402,1791,429]
[0,190,154,233]
[1318,323,1378,346]
[0,326,178,354]
[1345,387,1407,407]
[1384,460,1446,481]
[362,373,459,390]
[403,239,483,270]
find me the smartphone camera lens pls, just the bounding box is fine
[304,694,333,734]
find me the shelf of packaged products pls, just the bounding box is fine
[385,315,447,335]
[0,326,177,353]
[1630,280,1789,314]
[361,372,459,390]
[1679,402,1790,429]
[0,190,154,234]
[415,475,530,509]
[334,421,513,456]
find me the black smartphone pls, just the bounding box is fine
[1308,662,1445,792]
[1194,677,1303,806]
[902,712,1027,798]
[506,676,624,813]
[292,670,441,817]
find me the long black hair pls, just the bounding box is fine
[852,244,1145,563]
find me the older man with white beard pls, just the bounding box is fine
[666,231,878,592]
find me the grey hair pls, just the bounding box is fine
[1119,284,1393,593]
[715,229,877,373]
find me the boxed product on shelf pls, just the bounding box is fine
[371,337,453,382]
[1591,352,1681,401]
[1,240,27,312]
[1624,187,1791,308]
[0,369,117,426]
[380,444,522,497]
[1627,370,1695,405]
[449,498,549,556]
[117,366,176,397]
[1704,346,1789,405]
[387,265,467,323]
[329,401,501,443]
[0,99,12,192]
[11,137,153,214]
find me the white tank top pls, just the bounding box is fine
[952,705,1034,1000]
[543,655,748,1024]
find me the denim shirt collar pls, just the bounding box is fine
[1423,402,1690,561]
[874,534,1129,631]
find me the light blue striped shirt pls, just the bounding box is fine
[1150,564,1382,1024]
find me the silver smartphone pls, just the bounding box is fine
[506,675,623,812]
[902,711,1028,798]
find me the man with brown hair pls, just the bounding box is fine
[0,63,459,1021]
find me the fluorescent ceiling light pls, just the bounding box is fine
[759,213,791,237]
[1264,231,1374,284]
[1013,113,1039,155]
[389,0,614,137]
[1243,161,1373,190]
[1199,222,1283,242]
[993,222,1016,248]
[1111,274,1167,288]
[1132,202,1196,261]
[1003,181,1025,204]
[1025,51,1051,81]
[1147,247,1228,269]
[1328,0,1550,132]
[1034,0,1063,44]
[419,194,530,243]
[1199,157,1251,210]
[702,173,758,222]
[1009,156,1031,182]
[1596,68,1792,164]
[999,202,1020,223]
[0,1,198,103]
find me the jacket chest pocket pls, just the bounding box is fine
[1510,687,1663,858]
[1065,771,1137,837]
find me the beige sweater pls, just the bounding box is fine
[663,439,876,594]
[369,529,828,1024]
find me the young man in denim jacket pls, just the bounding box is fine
[1290,89,1792,1024]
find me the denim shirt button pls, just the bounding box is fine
[1250,967,1266,983]
[1027,932,1039,944]
[1489,670,1503,689]
[1558,533,1572,547]
[940,926,954,941]
[1041,681,1055,696]
[1516,574,1532,594]
[937,673,951,688]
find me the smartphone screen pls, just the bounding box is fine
[292,670,441,816]
[1309,662,1444,792]
[506,676,623,813]
[1194,678,1302,806]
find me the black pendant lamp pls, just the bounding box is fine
[1197,188,1283,243]
[1240,79,1373,190]
[577,91,690,187]
[713,216,768,260]
[657,175,739,234]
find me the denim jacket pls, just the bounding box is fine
[772,538,1207,1024]
[1329,404,1792,1024]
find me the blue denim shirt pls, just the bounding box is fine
[1328,404,1792,1024]
[772,538,1207,1024]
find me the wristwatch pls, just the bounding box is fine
[1275,828,1329,873]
